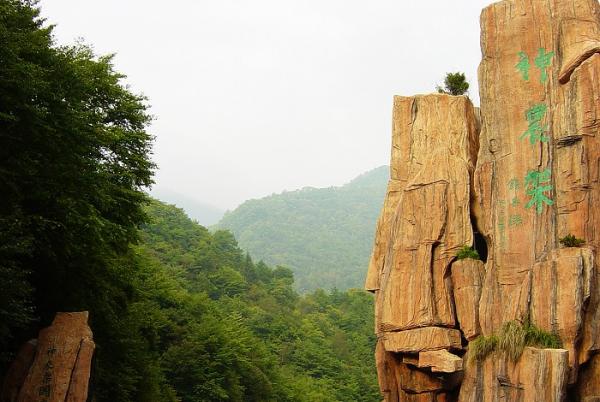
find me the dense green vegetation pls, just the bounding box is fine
[136,201,379,401]
[0,0,154,366]
[0,2,379,400]
[216,166,389,292]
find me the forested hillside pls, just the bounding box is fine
[135,200,379,401]
[0,2,378,400]
[216,166,389,292]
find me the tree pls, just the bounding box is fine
[437,72,470,96]
[0,1,157,397]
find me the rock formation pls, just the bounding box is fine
[367,0,600,400]
[0,312,95,402]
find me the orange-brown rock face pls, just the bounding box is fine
[1,312,95,402]
[451,260,485,341]
[368,0,600,399]
[474,0,600,399]
[475,0,600,341]
[577,354,600,399]
[530,247,594,383]
[459,347,569,402]
[373,94,479,333]
[369,94,479,401]
[366,94,479,298]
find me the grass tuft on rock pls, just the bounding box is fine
[498,320,527,361]
[468,320,561,363]
[469,334,498,363]
[523,322,562,349]
[456,245,480,260]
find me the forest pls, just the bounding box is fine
[0,1,378,400]
[216,166,388,292]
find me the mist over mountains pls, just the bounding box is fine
[150,188,225,226]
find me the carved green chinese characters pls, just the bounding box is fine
[516,51,530,81]
[520,103,549,144]
[508,214,523,227]
[524,169,554,214]
[511,47,555,217]
[534,48,554,83]
[515,48,554,83]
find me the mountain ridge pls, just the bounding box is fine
[215,166,389,292]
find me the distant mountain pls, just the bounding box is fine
[215,166,389,292]
[150,188,224,226]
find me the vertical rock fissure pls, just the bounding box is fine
[471,215,489,264]
[429,241,439,322]
[64,339,84,402]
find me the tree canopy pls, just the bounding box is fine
[437,72,470,96]
[0,0,154,358]
[132,200,380,402]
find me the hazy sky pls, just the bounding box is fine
[41,0,492,210]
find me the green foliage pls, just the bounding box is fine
[1,2,380,400]
[136,200,380,402]
[521,321,561,348]
[468,334,499,363]
[559,234,585,247]
[468,320,561,363]
[437,72,470,96]
[0,0,155,392]
[215,166,389,292]
[497,321,529,361]
[456,245,480,260]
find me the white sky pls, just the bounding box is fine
[41,0,492,210]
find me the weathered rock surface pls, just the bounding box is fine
[373,95,479,333]
[451,259,485,340]
[375,340,401,402]
[577,354,600,401]
[366,94,479,296]
[383,328,463,354]
[375,340,462,402]
[418,350,463,373]
[368,94,477,400]
[367,0,600,399]
[399,392,456,402]
[475,0,600,339]
[397,362,448,393]
[530,247,594,382]
[459,347,569,402]
[474,0,600,397]
[0,312,95,402]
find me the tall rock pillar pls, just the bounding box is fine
[367,94,479,401]
[474,1,600,398]
[368,0,600,400]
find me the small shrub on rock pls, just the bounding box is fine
[456,245,480,260]
[559,234,585,247]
